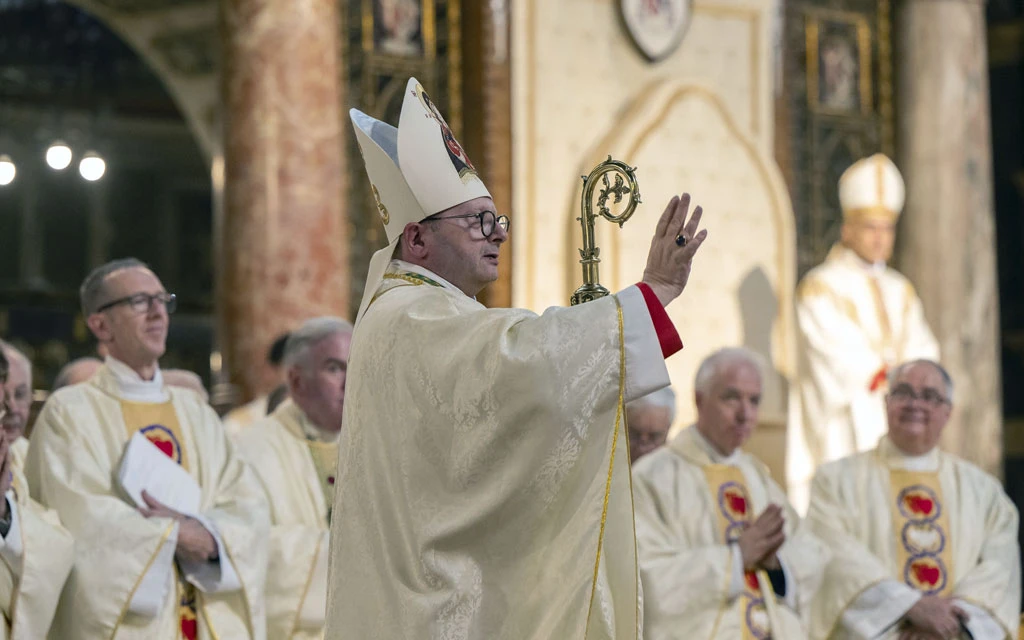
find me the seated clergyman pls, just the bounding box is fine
[627,385,676,464]
[633,347,828,639]
[807,359,1020,640]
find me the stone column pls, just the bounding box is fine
[895,0,1002,474]
[221,0,348,401]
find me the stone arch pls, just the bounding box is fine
[62,0,219,161]
[569,79,797,441]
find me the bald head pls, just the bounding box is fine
[163,369,209,403]
[53,357,103,390]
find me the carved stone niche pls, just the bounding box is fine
[572,79,797,483]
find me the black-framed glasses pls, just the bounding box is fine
[96,292,177,315]
[426,210,510,238]
[888,384,949,408]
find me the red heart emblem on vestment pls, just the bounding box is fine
[905,495,934,516]
[726,491,747,516]
[146,435,174,459]
[911,562,940,586]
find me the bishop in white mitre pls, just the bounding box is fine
[807,359,1019,640]
[634,348,828,640]
[236,317,352,640]
[0,349,74,640]
[27,259,269,640]
[325,77,708,640]
[788,154,939,511]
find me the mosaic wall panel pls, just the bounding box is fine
[782,0,894,278]
[342,0,462,312]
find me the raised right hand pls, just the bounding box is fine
[642,193,708,307]
[737,504,785,569]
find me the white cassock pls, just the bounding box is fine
[0,438,75,640]
[235,400,335,640]
[222,395,269,440]
[633,425,828,640]
[26,358,270,640]
[788,244,939,510]
[806,437,1020,639]
[325,260,674,640]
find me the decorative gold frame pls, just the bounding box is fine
[362,0,437,59]
[805,10,873,117]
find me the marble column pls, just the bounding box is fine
[895,0,1002,474]
[220,0,348,401]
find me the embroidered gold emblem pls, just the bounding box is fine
[371,184,390,225]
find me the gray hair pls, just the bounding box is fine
[888,359,954,400]
[283,317,354,369]
[693,347,765,394]
[80,258,151,315]
[626,385,677,423]
[0,340,30,373]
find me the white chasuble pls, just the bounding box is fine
[26,363,270,640]
[806,438,1020,639]
[325,261,672,640]
[633,427,828,640]
[788,245,938,511]
[0,452,74,640]
[236,400,335,640]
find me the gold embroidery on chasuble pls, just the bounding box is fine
[703,464,772,640]
[888,469,954,596]
[866,277,896,362]
[306,440,340,523]
[365,270,446,311]
[119,399,198,640]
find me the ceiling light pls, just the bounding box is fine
[0,155,15,186]
[79,151,106,181]
[45,141,72,170]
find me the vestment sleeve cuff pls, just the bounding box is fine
[636,283,683,358]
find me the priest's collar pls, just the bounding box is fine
[275,399,341,444]
[297,404,341,444]
[831,243,886,276]
[103,356,168,403]
[878,435,939,471]
[694,425,743,465]
[389,259,474,299]
[671,424,743,467]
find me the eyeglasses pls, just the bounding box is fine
[96,292,177,315]
[888,384,949,408]
[426,210,510,238]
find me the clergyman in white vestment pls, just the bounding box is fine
[0,348,75,640]
[325,77,709,640]
[807,360,1019,640]
[236,317,352,640]
[26,259,270,640]
[634,348,828,640]
[627,385,676,464]
[788,154,939,511]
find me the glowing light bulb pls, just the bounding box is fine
[0,155,15,186]
[79,152,106,181]
[45,141,72,170]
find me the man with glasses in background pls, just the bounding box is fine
[806,359,1019,640]
[26,258,269,640]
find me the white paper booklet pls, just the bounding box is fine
[118,431,201,514]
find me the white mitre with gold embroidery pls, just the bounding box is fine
[350,77,491,321]
[838,153,905,223]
